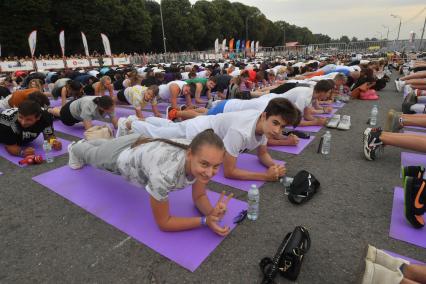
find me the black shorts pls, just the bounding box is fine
[59,100,80,126]
[116,89,129,104]
[270,82,298,94]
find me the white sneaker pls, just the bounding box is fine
[360,260,403,284]
[68,141,84,170]
[337,115,351,130]
[365,245,409,272]
[326,114,340,128]
[116,116,136,138]
[395,80,405,92]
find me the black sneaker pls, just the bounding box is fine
[402,92,417,114]
[363,128,383,161]
[403,176,425,228]
[402,166,425,181]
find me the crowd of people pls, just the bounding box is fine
[1,50,426,283]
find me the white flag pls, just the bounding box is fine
[0,44,2,57]
[81,32,89,57]
[101,33,112,56]
[214,38,219,54]
[59,30,65,57]
[28,30,37,57]
[255,41,260,52]
[251,41,254,52]
[222,39,226,52]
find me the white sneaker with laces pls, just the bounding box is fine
[337,115,351,130]
[326,114,340,128]
[68,141,84,170]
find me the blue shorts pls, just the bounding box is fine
[207,100,228,115]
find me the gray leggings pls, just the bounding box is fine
[73,133,140,173]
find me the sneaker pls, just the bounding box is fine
[337,115,351,130]
[395,80,405,92]
[326,114,340,128]
[68,141,84,170]
[359,260,403,284]
[365,245,409,272]
[205,99,213,109]
[166,107,178,121]
[403,177,425,228]
[384,109,403,133]
[402,165,425,180]
[363,128,383,161]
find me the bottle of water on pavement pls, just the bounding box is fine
[43,140,53,163]
[247,184,259,220]
[321,131,332,155]
[370,105,378,126]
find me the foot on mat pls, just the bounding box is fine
[403,176,425,229]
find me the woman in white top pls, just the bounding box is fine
[68,129,233,236]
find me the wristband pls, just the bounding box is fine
[19,149,25,157]
[200,216,207,226]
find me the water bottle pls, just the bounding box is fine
[280,176,294,194]
[43,140,53,163]
[339,85,344,96]
[247,184,259,220]
[370,105,378,126]
[321,131,332,155]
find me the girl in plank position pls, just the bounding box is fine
[67,129,233,236]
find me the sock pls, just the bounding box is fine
[410,103,426,113]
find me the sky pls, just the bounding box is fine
[188,0,426,40]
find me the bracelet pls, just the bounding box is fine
[19,149,25,157]
[200,216,207,226]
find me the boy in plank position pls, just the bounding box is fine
[119,98,300,181]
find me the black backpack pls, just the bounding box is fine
[287,170,320,204]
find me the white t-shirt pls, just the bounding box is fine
[196,70,208,78]
[186,110,267,157]
[116,138,196,201]
[181,72,189,80]
[258,87,313,112]
[158,80,187,100]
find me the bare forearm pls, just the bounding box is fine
[224,167,268,181]
[194,194,214,216]
[159,216,202,231]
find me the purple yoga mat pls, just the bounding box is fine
[389,187,426,248]
[314,108,338,118]
[401,152,426,169]
[320,102,346,108]
[49,99,64,108]
[269,136,316,155]
[53,120,106,139]
[403,130,426,136]
[115,107,154,119]
[0,135,70,166]
[383,250,425,265]
[286,124,322,133]
[211,153,285,191]
[405,126,426,131]
[32,166,246,272]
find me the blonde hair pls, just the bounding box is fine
[28,79,44,91]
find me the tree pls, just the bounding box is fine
[339,35,350,44]
[351,37,358,42]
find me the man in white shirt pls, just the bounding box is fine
[121,98,300,182]
[158,80,192,109]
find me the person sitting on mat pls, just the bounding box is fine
[116,85,162,119]
[359,244,426,284]
[120,98,300,181]
[0,100,61,157]
[68,129,234,236]
[48,96,118,130]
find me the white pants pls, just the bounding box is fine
[130,116,187,139]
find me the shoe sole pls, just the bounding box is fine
[68,143,83,170]
[363,128,373,161]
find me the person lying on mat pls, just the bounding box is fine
[51,79,84,107]
[68,129,233,236]
[115,85,162,119]
[158,80,192,110]
[0,100,61,157]
[48,96,118,130]
[359,244,426,284]
[120,98,299,181]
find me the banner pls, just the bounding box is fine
[246,40,251,50]
[251,41,255,52]
[66,59,91,68]
[113,57,131,65]
[241,40,245,51]
[222,39,226,52]
[255,41,260,52]
[36,59,65,70]
[0,61,34,72]
[236,40,240,52]
[59,30,65,57]
[214,38,219,53]
[229,38,234,52]
[81,32,89,57]
[91,57,112,67]
[28,30,37,57]
[100,33,112,56]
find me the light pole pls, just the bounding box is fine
[159,0,167,54]
[391,14,402,41]
[382,25,389,40]
[245,16,249,41]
